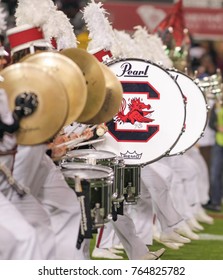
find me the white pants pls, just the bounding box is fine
[5,189,56,259]
[185,146,210,204]
[111,209,149,260]
[94,198,152,259]
[144,162,185,230]
[36,155,83,259]
[0,192,41,259]
[156,157,194,220]
[160,155,200,214]
[130,188,154,245]
[13,145,82,259]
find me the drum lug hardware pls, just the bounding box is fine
[125,182,136,203]
[92,203,104,228]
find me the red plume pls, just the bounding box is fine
[153,0,186,47]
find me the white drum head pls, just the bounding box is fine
[93,58,186,165]
[167,69,208,155]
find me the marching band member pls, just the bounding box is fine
[1,59,57,259]
[14,144,84,259]
[8,0,93,259]
[74,0,215,260]
[0,1,47,259]
[0,88,42,259]
[2,0,216,261]
[54,120,167,260]
[83,0,169,260]
[5,23,83,260]
[13,1,116,259]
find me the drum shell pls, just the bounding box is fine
[65,149,125,203]
[61,163,113,228]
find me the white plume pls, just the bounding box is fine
[15,0,56,27]
[43,10,77,49]
[132,26,154,61]
[83,0,115,52]
[112,29,143,59]
[133,25,173,68]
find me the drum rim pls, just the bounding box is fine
[66,149,117,160]
[61,162,114,173]
[167,67,207,98]
[167,68,209,155]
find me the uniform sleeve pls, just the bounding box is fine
[13,144,47,189]
[0,89,14,125]
[0,89,17,151]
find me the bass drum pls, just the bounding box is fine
[93,58,186,165]
[167,69,208,156]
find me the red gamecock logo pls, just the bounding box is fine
[106,80,159,142]
[114,97,154,125]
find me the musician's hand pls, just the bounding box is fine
[14,92,38,120]
[47,134,69,160]
[81,128,94,140]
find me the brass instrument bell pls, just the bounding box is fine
[194,68,223,103]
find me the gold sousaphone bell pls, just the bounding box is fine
[0,62,69,145]
[22,51,88,126]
